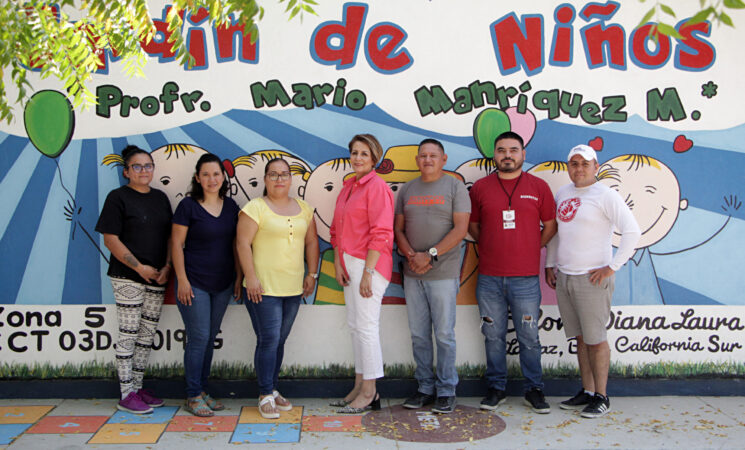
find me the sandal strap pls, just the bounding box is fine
[187,396,213,417]
[259,395,276,407]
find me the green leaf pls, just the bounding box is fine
[719,11,734,26]
[724,0,745,8]
[659,4,676,17]
[289,5,300,20]
[656,22,683,39]
[688,8,713,24]
[637,7,655,28]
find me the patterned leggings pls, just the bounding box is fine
[110,278,165,399]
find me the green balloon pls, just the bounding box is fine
[472,108,511,158]
[24,90,75,158]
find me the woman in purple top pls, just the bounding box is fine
[171,153,242,417]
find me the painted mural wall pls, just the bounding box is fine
[1,0,744,374]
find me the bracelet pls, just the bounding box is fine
[307,272,319,279]
[364,267,375,275]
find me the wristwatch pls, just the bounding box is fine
[307,272,319,279]
[428,247,438,262]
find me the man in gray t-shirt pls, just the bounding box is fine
[394,139,470,414]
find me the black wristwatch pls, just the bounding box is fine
[428,247,438,262]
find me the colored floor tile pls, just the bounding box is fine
[239,405,303,424]
[0,424,31,445]
[230,423,301,444]
[165,415,239,432]
[107,406,178,424]
[26,415,109,434]
[0,406,54,424]
[88,423,166,444]
[302,415,364,432]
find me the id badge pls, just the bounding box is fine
[502,210,515,221]
[503,221,516,229]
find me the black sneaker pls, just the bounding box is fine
[480,388,506,410]
[402,391,435,409]
[523,387,551,414]
[559,389,593,410]
[581,394,611,418]
[431,396,456,414]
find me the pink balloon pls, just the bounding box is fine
[506,107,536,146]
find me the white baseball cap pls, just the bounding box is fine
[567,144,597,162]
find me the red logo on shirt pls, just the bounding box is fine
[557,197,581,222]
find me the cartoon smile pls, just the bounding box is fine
[614,206,667,237]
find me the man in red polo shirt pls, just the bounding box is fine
[469,131,557,413]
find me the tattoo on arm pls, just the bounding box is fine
[123,253,139,269]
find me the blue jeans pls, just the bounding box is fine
[476,275,543,392]
[404,276,459,397]
[175,282,233,398]
[245,294,301,395]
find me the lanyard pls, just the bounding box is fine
[496,172,522,210]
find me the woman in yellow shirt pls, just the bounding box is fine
[237,158,320,419]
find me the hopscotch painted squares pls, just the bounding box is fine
[302,415,364,432]
[230,423,301,444]
[232,405,303,443]
[0,424,32,445]
[0,406,54,424]
[26,416,108,434]
[238,406,303,424]
[107,406,178,424]
[166,415,238,432]
[0,405,55,445]
[88,423,167,444]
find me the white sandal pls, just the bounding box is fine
[258,395,280,419]
[273,390,293,411]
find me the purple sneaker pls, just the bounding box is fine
[137,389,164,407]
[117,392,153,414]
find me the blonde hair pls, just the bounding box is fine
[531,160,567,173]
[348,134,383,165]
[598,154,662,182]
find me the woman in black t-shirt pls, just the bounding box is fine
[95,145,172,415]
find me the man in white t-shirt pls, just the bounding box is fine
[545,145,640,419]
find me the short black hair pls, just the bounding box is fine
[418,138,445,153]
[494,131,524,149]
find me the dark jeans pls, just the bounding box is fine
[245,294,302,395]
[176,282,233,398]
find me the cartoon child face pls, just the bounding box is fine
[231,150,310,207]
[456,158,497,191]
[150,144,208,210]
[302,158,353,242]
[375,145,421,205]
[598,155,688,249]
[526,161,572,196]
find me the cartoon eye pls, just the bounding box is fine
[465,182,473,191]
[160,176,171,186]
[324,182,334,192]
[249,178,258,188]
[390,185,398,192]
[644,185,657,194]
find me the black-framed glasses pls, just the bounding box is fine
[128,163,155,173]
[267,172,291,181]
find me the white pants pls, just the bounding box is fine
[343,253,388,380]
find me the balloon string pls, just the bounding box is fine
[55,158,75,202]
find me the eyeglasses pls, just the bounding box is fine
[267,172,291,181]
[128,163,155,173]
